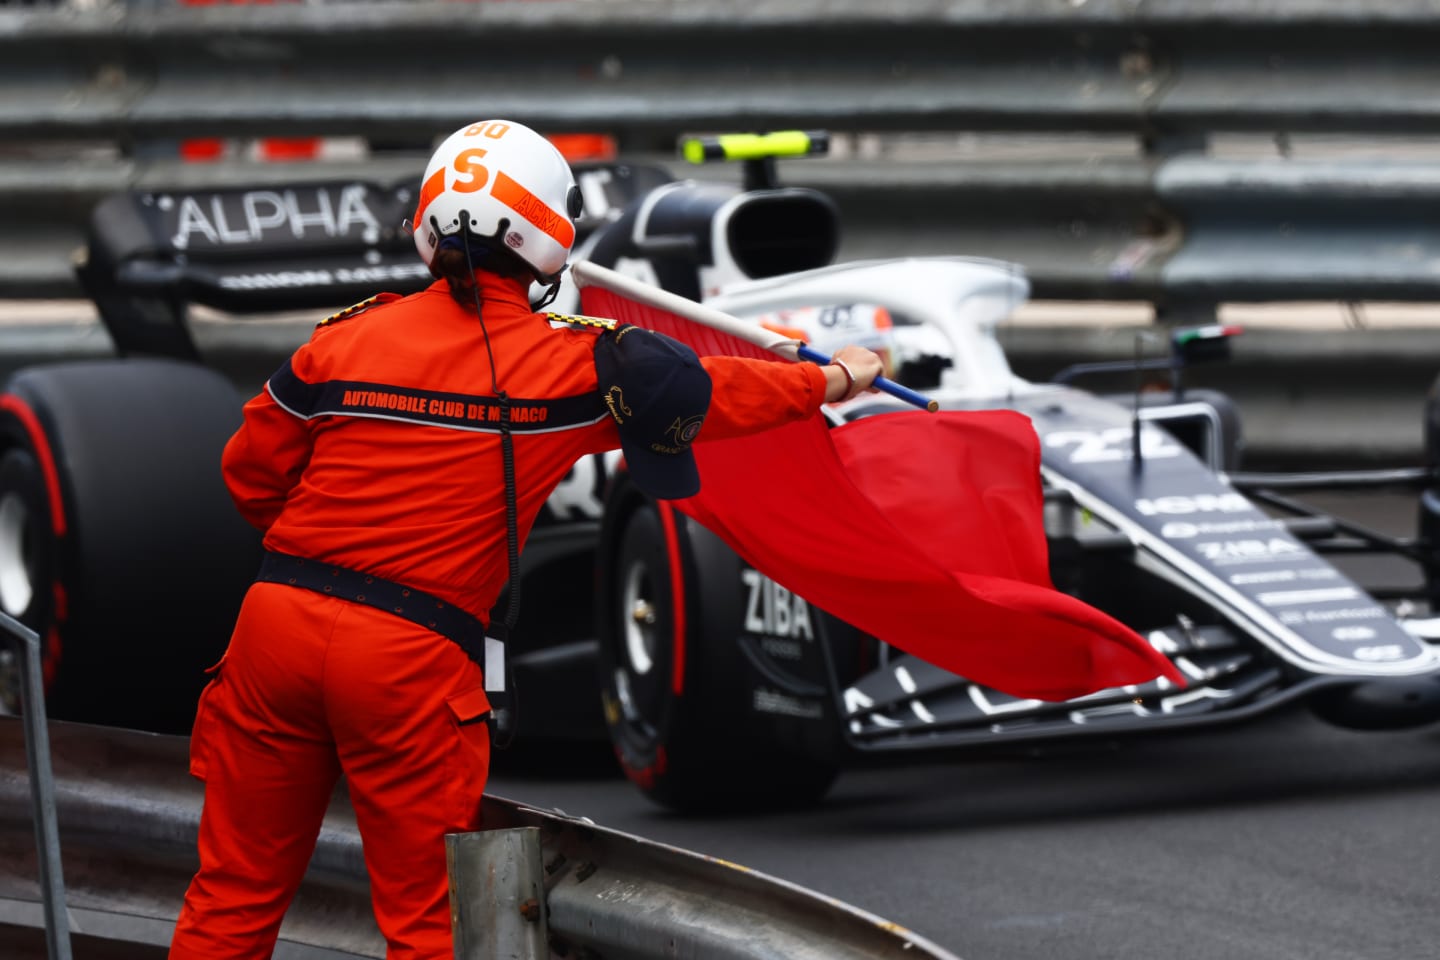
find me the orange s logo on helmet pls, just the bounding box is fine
[451,149,490,194]
[415,156,573,248]
[411,119,578,281]
[414,148,489,227]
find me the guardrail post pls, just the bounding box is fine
[447,826,548,960]
[2,610,72,960]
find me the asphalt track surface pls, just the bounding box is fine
[6,498,1434,960]
[489,491,1440,960]
[492,714,1440,960]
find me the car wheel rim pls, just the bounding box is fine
[614,551,671,738]
[622,561,657,677]
[0,491,34,619]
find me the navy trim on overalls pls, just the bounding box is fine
[265,360,609,435]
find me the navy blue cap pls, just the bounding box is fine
[594,324,713,499]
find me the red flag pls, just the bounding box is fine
[581,286,1186,700]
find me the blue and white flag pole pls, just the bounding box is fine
[570,260,939,413]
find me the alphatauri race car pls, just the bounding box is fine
[3,133,1439,814]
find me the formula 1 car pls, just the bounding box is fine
[559,134,1440,811]
[3,133,1440,815]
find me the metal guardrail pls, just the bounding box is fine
[5,0,1440,141]
[8,152,1440,305]
[0,612,71,960]
[1,0,1440,308]
[459,804,963,960]
[0,719,958,960]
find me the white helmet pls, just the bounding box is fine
[411,120,583,283]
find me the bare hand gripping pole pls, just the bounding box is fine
[570,260,939,413]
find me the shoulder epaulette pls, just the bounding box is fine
[545,311,619,331]
[318,293,400,327]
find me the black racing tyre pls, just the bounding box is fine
[598,500,838,813]
[0,448,58,715]
[0,358,262,732]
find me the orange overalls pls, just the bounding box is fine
[169,273,829,959]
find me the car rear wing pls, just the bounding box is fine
[74,163,674,361]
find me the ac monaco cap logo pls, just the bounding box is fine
[668,415,705,448]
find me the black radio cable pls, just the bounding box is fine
[451,213,522,749]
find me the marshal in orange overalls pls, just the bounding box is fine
[168,272,829,959]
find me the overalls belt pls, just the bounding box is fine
[255,551,487,665]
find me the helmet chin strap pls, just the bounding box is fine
[434,214,564,310]
[529,261,569,311]
[532,278,562,311]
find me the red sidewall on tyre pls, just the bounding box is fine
[0,359,261,733]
